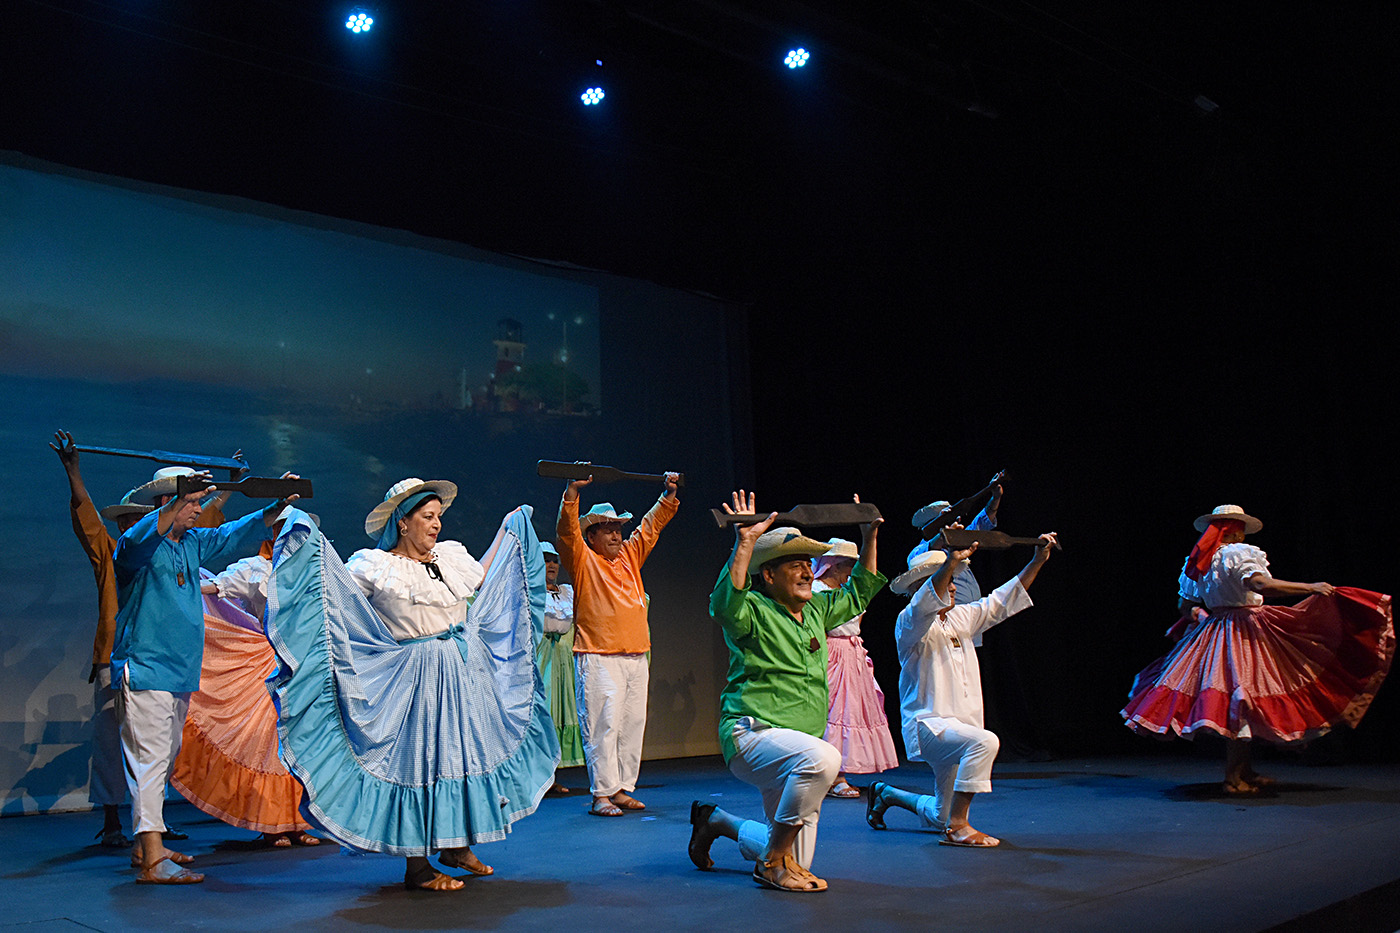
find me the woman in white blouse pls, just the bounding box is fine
[1122,505,1393,795]
[538,542,585,792]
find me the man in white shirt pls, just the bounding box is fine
[866,526,1056,847]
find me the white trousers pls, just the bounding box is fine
[89,664,127,808]
[913,718,999,829]
[728,719,841,870]
[116,670,190,835]
[575,652,649,797]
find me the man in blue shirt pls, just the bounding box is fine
[113,468,297,884]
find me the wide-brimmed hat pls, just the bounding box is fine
[911,500,952,529]
[128,466,202,506]
[579,503,633,532]
[820,537,858,560]
[99,489,154,522]
[1193,504,1262,534]
[364,478,457,538]
[541,541,560,559]
[750,527,831,575]
[891,548,957,596]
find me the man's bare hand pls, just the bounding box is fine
[564,462,593,501]
[722,490,777,544]
[50,430,79,469]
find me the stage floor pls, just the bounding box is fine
[3,755,1400,932]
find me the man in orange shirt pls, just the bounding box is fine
[557,470,679,816]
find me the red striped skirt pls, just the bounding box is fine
[1121,587,1393,743]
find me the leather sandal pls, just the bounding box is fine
[404,860,464,891]
[752,854,827,893]
[940,826,1000,847]
[688,801,717,870]
[826,780,861,798]
[439,847,493,876]
[135,857,204,884]
[590,800,624,817]
[866,781,889,830]
[131,849,194,868]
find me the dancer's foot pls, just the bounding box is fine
[940,824,1000,847]
[131,847,194,868]
[439,847,493,876]
[263,833,293,848]
[590,796,624,817]
[405,858,464,891]
[753,854,827,892]
[866,781,890,830]
[611,791,645,810]
[688,801,718,870]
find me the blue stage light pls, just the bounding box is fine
[581,87,605,106]
[784,48,810,69]
[346,9,374,33]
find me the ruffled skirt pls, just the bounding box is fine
[1122,587,1393,743]
[265,508,560,855]
[824,635,899,773]
[536,630,585,768]
[168,576,310,833]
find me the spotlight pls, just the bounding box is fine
[784,48,810,69]
[581,87,605,106]
[345,8,374,33]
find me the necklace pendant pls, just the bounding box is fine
[177,571,186,587]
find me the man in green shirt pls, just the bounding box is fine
[689,490,885,893]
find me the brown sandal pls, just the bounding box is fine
[439,847,493,876]
[136,857,204,884]
[753,854,827,892]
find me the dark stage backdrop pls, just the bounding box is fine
[0,153,748,813]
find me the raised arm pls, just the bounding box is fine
[854,492,882,576]
[662,471,680,502]
[929,522,978,602]
[206,448,249,514]
[260,472,301,527]
[1015,532,1058,591]
[1245,572,1334,599]
[721,489,777,590]
[50,430,90,508]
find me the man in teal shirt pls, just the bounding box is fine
[113,469,296,884]
[689,490,884,893]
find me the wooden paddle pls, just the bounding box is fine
[175,475,314,500]
[537,460,685,488]
[931,528,1061,550]
[710,502,883,529]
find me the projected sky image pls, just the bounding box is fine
[0,161,601,413]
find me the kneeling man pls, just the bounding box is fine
[689,491,884,892]
[867,527,1056,847]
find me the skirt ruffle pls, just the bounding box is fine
[1122,587,1393,743]
[824,635,899,773]
[265,507,560,855]
[169,580,310,833]
[537,630,585,768]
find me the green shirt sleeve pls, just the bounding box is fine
[709,562,756,640]
[810,561,887,632]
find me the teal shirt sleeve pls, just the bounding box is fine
[193,509,273,569]
[113,508,167,583]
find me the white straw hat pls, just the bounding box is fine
[99,488,155,522]
[127,466,201,506]
[364,478,458,538]
[750,527,831,574]
[890,548,963,596]
[1192,504,1262,534]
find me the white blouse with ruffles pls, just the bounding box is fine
[212,555,273,619]
[345,540,486,641]
[543,583,575,635]
[1177,543,1268,610]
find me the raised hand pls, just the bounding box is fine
[49,430,79,469]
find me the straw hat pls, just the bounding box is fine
[820,537,858,560]
[364,478,458,538]
[890,548,963,596]
[128,466,202,506]
[99,489,154,522]
[1192,504,1262,534]
[912,500,952,529]
[749,527,831,575]
[579,503,633,531]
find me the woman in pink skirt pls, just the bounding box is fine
[814,538,899,797]
[1122,505,1393,795]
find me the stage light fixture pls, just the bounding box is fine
[784,48,810,69]
[346,8,374,33]
[581,87,605,106]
